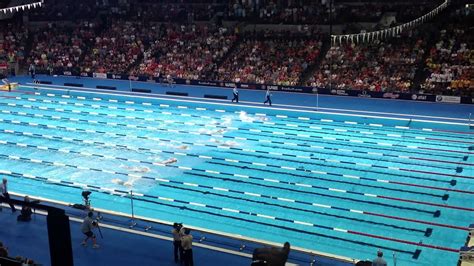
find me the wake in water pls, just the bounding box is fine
[239,111,269,122]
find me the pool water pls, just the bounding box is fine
[1,87,473,266]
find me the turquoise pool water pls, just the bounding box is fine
[1,87,473,266]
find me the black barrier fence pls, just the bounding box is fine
[36,70,473,105]
[96,85,117,90]
[132,88,151,93]
[1,197,74,266]
[166,91,189,96]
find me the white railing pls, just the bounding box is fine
[331,0,450,45]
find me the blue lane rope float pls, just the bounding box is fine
[4,94,473,148]
[0,169,452,257]
[0,109,471,182]
[0,117,471,194]
[0,116,468,197]
[26,91,474,140]
[0,152,432,234]
[0,140,443,216]
[0,99,468,152]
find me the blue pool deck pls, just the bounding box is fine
[0,75,473,266]
[10,75,473,121]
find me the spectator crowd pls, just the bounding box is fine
[0,0,470,96]
[216,32,322,85]
[422,25,473,97]
[308,29,428,92]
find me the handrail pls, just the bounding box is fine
[9,191,357,264]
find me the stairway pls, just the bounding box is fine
[299,36,331,86]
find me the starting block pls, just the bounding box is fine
[460,246,474,261]
[459,224,474,262]
[0,82,18,91]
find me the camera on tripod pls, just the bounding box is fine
[72,191,93,210]
[82,191,92,208]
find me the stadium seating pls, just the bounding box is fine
[307,29,429,92]
[421,23,473,97]
[0,0,470,96]
[216,31,322,85]
[132,24,237,80]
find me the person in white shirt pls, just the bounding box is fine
[372,250,387,266]
[181,228,193,266]
[263,88,272,106]
[1,178,16,213]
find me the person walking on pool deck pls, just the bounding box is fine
[172,223,184,263]
[1,178,16,213]
[81,211,100,248]
[264,88,272,106]
[231,86,239,103]
[181,228,194,266]
[372,250,387,266]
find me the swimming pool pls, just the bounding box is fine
[1,86,472,266]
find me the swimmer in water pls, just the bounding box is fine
[239,111,256,122]
[112,174,141,187]
[112,178,126,186]
[161,158,177,165]
[176,145,188,150]
[210,138,238,147]
[121,165,151,173]
[198,128,227,135]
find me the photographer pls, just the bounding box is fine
[171,223,184,263]
[181,228,193,266]
[252,242,290,266]
[81,212,100,249]
[17,196,32,222]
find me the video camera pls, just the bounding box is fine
[173,222,183,230]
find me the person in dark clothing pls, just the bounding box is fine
[1,178,16,213]
[252,242,290,266]
[181,228,193,266]
[171,223,184,263]
[29,64,35,79]
[17,196,32,222]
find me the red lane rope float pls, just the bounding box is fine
[347,231,460,253]
[432,129,474,135]
[420,147,474,154]
[426,138,474,144]
[364,212,469,231]
[390,181,474,195]
[400,168,473,180]
[410,157,474,166]
[379,195,474,212]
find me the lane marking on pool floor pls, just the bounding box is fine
[3,139,472,214]
[0,116,468,190]
[0,115,471,189]
[0,137,442,216]
[1,105,471,172]
[3,98,474,152]
[0,153,437,234]
[0,166,460,254]
[2,168,426,257]
[0,132,448,200]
